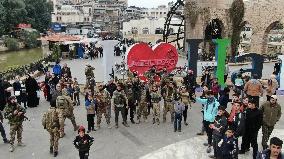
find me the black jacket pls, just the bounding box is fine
[245,108,263,134]
[219,136,238,159]
[256,149,284,159]
[232,111,246,137]
[73,134,94,152]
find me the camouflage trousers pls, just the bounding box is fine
[137,102,148,120]
[48,128,60,152]
[97,107,110,126]
[262,124,274,148]
[163,101,174,122]
[58,109,77,136]
[9,123,23,145]
[152,103,160,122]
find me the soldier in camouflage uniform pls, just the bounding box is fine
[85,64,95,90]
[162,81,177,123]
[180,86,191,126]
[56,89,79,138]
[150,85,161,125]
[95,84,111,129]
[4,96,26,152]
[111,84,129,128]
[42,100,60,157]
[124,78,136,124]
[136,85,148,124]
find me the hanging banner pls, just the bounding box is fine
[127,43,178,77]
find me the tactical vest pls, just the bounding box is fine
[151,92,160,103]
[113,91,125,105]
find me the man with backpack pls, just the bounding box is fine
[42,100,60,157]
[56,88,79,138]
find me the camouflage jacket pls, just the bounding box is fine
[161,87,177,102]
[42,107,60,131]
[85,67,95,78]
[96,90,111,107]
[4,103,26,124]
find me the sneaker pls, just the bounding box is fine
[174,129,177,132]
[54,151,58,157]
[115,124,118,129]
[97,125,101,129]
[208,155,216,158]
[131,120,135,124]
[152,118,155,124]
[206,146,212,153]
[178,130,181,132]
[203,143,209,146]
[9,145,15,152]
[197,132,205,136]
[87,130,91,133]
[107,124,112,129]
[17,142,26,147]
[50,147,53,154]
[184,122,188,126]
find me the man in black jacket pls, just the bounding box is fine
[240,99,263,159]
[257,137,283,159]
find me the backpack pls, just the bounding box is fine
[42,110,59,130]
[56,96,67,109]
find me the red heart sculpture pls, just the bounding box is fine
[127,43,178,78]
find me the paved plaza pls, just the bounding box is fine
[0,56,283,159]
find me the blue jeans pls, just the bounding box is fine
[174,113,182,131]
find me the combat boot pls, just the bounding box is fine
[130,119,135,124]
[17,142,26,147]
[54,151,58,157]
[50,146,53,154]
[3,139,9,144]
[60,132,65,138]
[123,122,129,127]
[9,144,15,152]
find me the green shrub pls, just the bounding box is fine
[4,38,19,51]
[18,30,40,48]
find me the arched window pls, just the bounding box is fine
[155,28,163,34]
[142,27,149,34]
[131,27,138,34]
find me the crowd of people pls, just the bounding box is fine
[0,54,283,159]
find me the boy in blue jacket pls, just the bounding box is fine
[195,90,220,153]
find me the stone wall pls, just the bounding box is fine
[184,0,284,55]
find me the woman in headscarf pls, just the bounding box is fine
[25,75,40,108]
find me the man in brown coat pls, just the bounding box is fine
[260,95,282,150]
[244,74,263,107]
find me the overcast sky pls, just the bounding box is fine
[128,0,174,8]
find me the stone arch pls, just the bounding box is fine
[204,18,224,40]
[261,21,284,54]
